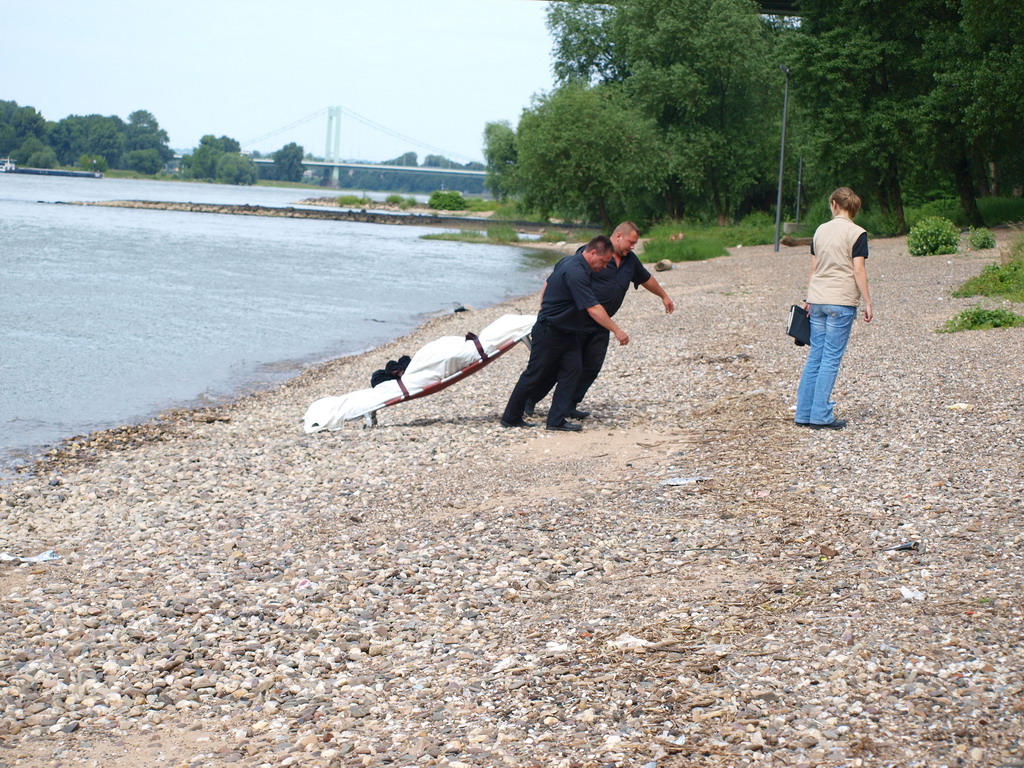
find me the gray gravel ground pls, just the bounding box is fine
[1,234,1022,768]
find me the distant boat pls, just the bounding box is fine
[0,158,102,178]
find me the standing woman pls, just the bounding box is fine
[795,187,873,430]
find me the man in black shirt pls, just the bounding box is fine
[501,236,629,432]
[526,221,675,419]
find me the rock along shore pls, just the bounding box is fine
[71,199,575,235]
[1,234,1023,768]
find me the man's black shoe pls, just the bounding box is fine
[546,421,582,432]
[500,418,536,428]
[568,408,590,420]
[523,400,536,417]
[809,418,846,430]
[795,421,810,427]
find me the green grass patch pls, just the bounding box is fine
[487,201,551,223]
[337,194,373,207]
[465,198,500,213]
[952,238,1024,302]
[421,225,520,245]
[641,236,728,262]
[538,229,597,243]
[642,214,772,262]
[940,305,1024,333]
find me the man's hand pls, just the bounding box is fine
[663,296,675,314]
[615,330,630,346]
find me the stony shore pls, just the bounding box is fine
[73,199,579,236]
[2,234,1023,768]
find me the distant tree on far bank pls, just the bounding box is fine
[270,142,305,182]
[78,153,109,173]
[124,110,173,166]
[385,151,418,167]
[182,135,256,185]
[12,136,57,168]
[483,121,517,202]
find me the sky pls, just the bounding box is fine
[2,0,557,164]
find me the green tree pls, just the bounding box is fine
[12,136,48,165]
[271,142,305,182]
[216,152,257,185]
[48,114,125,167]
[917,0,1024,219]
[423,154,460,168]
[384,151,418,167]
[78,153,109,173]
[545,0,778,223]
[789,0,947,232]
[514,82,666,229]
[27,147,58,169]
[183,134,244,180]
[124,149,163,175]
[0,101,47,155]
[483,121,518,201]
[124,109,172,162]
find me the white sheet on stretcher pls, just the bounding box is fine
[303,314,536,432]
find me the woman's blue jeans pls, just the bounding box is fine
[795,304,857,425]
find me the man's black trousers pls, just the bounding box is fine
[502,320,582,427]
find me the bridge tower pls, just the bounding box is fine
[325,106,342,187]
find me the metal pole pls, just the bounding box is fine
[773,65,791,252]
[795,156,804,224]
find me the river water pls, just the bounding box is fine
[0,175,552,472]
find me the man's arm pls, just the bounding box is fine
[586,304,629,346]
[640,276,675,314]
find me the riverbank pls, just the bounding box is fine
[73,199,580,235]
[2,235,1023,767]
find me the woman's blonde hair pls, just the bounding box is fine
[830,187,862,218]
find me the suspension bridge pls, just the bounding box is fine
[242,107,485,180]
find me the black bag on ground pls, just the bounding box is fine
[787,305,810,347]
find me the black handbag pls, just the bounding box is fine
[787,304,810,347]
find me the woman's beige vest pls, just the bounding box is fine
[807,217,867,306]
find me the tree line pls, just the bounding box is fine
[1,102,174,175]
[0,100,485,192]
[484,0,1023,231]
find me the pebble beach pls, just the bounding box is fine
[1,234,1023,768]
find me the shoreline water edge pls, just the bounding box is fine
[10,233,581,483]
[2,233,1023,766]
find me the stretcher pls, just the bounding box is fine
[303,314,535,431]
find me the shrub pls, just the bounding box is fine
[385,194,403,205]
[428,191,467,210]
[907,217,961,256]
[940,306,1024,333]
[967,227,997,250]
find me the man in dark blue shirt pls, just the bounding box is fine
[501,235,630,432]
[526,221,675,419]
